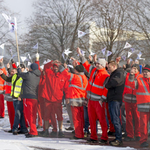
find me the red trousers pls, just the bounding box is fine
[140,111,150,144]
[6,101,15,129]
[37,102,42,126]
[71,106,84,138]
[125,102,140,138]
[23,98,38,135]
[0,94,4,117]
[106,102,115,132]
[88,100,108,141]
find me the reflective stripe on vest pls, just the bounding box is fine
[87,91,101,101]
[69,97,85,107]
[136,78,150,95]
[89,65,94,74]
[0,84,4,87]
[89,81,104,89]
[69,75,88,90]
[69,74,73,82]
[11,74,23,97]
[125,74,140,90]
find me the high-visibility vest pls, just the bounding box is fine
[136,77,150,105]
[82,60,109,101]
[68,73,88,106]
[10,74,23,98]
[123,72,142,103]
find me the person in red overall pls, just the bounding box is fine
[4,63,15,132]
[59,62,88,139]
[0,58,7,118]
[42,60,69,137]
[123,64,142,141]
[77,48,109,144]
[136,64,150,147]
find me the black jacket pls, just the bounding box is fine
[17,68,41,99]
[105,68,125,102]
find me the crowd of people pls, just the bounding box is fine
[0,47,149,148]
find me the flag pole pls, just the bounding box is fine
[15,30,20,65]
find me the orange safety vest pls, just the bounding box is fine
[83,60,109,101]
[123,72,142,103]
[0,67,7,94]
[136,77,150,105]
[68,73,88,106]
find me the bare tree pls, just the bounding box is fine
[89,0,136,61]
[24,0,93,62]
[127,0,150,60]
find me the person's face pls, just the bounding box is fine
[108,64,116,73]
[11,69,17,76]
[53,66,59,73]
[143,70,150,78]
[131,67,138,74]
[95,63,103,70]
[21,68,25,72]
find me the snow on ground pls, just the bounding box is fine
[0,103,135,150]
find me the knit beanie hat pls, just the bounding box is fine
[30,63,38,70]
[143,64,150,72]
[96,59,106,67]
[132,64,140,71]
[75,65,84,72]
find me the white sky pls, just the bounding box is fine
[4,0,36,32]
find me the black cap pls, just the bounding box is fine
[19,64,25,69]
[75,65,84,72]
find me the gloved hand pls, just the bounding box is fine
[36,53,39,61]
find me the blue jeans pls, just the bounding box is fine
[108,100,122,141]
[13,100,27,132]
[84,106,89,133]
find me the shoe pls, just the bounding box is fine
[135,136,140,141]
[84,131,90,138]
[65,127,74,130]
[13,131,18,135]
[140,142,149,147]
[7,130,12,133]
[38,130,46,136]
[25,133,38,138]
[36,125,42,129]
[99,139,107,144]
[67,120,70,123]
[71,136,83,139]
[42,130,49,137]
[50,131,57,137]
[18,130,28,134]
[58,131,65,138]
[109,139,123,146]
[87,138,98,143]
[107,131,115,136]
[124,136,134,142]
[0,116,4,118]
[72,130,75,134]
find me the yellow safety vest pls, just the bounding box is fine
[11,74,23,97]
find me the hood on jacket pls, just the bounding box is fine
[31,69,41,77]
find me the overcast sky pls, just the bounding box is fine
[4,0,36,33]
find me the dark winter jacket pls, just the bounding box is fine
[105,68,125,102]
[17,68,41,99]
